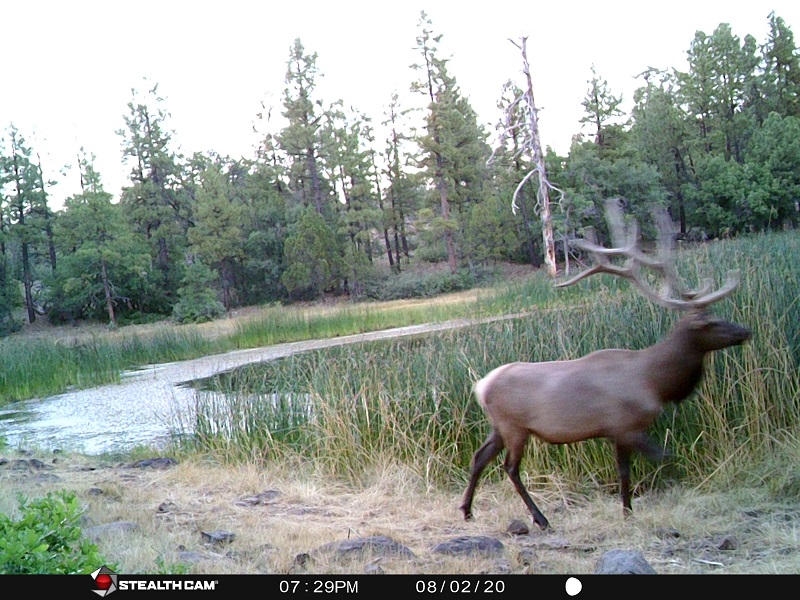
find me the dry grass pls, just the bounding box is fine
[2,450,798,575]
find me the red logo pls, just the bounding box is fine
[91,566,118,596]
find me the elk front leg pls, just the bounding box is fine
[615,443,634,515]
[630,431,667,462]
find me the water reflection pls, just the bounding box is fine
[0,379,196,455]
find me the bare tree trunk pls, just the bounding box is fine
[11,148,36,324]
[101,258,117,328]
[36,154,57,272]
[519,38,557,277]
[437,163,458,274]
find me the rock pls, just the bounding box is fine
[595,550,657,574]
[518,548,538,566]
[124,457,178,470]
[3,458,52,470]
[236,490,281,506]
[506,519,529,535]
[431,536,504,557]
[294,552,312,568]
[201,530,236,545]
[654,527,681,539]
[157,501,179,513]
[315,536,415,559]
[364,562,385,574]
[475,559,512,574]
[176,551,227,564]
[718,535,739,551]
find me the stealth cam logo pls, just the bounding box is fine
[91,566,118,597]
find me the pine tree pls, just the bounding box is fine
[411,11,488,273]
[580,65,626,155]
[760,12,800,118]
[118,82,189,313]
[50,151,150,326]
[1,125,48,323]
[187,164,246,309]
[277,39,329,214]
[381,93,418,270]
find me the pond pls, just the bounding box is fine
[0,320,480,454]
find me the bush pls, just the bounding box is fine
[172,262,226,324]
[0,490,112,574]
[370,269,479,301]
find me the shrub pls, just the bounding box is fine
[371,269,477,301]
[172,262,226,324]
[0,490,112,574]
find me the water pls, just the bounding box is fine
[0,320,486,454]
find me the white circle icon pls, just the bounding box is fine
[566,577,582,596]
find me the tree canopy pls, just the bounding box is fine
[1,11,798,332]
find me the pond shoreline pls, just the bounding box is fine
[0,314,516,454]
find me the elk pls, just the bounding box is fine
[460,200,751,530]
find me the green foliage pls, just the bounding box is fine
[118,82,190,313]
[154,557,190,574]
[411,11,490,271]
[0,490,112,574]
[48,155,151,325]
[281,208,343,299]
[192,232,800,494]
[172,262,226,324]
[0,326,220,404]
[370,269,477,301]
[464,193,520,264]
[558,141,667,238]
[0,272,21,336]
[580,64,626,153]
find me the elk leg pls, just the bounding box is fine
[504,440,550,530]
[630,432,667,463]
[460,430,504,521]
[615,443,634,515]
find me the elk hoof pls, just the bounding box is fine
[460,507,473,521]
[534,515,550,530]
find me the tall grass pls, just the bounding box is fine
[0,330,220,403]
[190,231,800,499]
[1,263,559,405]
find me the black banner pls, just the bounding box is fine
[1,572,788,597]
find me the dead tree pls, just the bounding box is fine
[489,37,562,277]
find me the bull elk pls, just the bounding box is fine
[460,200,751,530]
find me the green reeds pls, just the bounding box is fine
[190,231,800,497]
[0,330,220,403]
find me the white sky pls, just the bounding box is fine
[3,0,799,209]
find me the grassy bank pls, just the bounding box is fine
[190,231,800,501]
[0,269,553,405]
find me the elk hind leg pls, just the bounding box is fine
[504,436,550,530]
[460,430,504,521]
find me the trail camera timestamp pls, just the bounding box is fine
[278,579,359,594]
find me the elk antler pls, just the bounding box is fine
[556,199,740,310]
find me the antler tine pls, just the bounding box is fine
[686,270,741,308]
[557,200,742,311]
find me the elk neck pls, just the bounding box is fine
[640,316,706,404]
